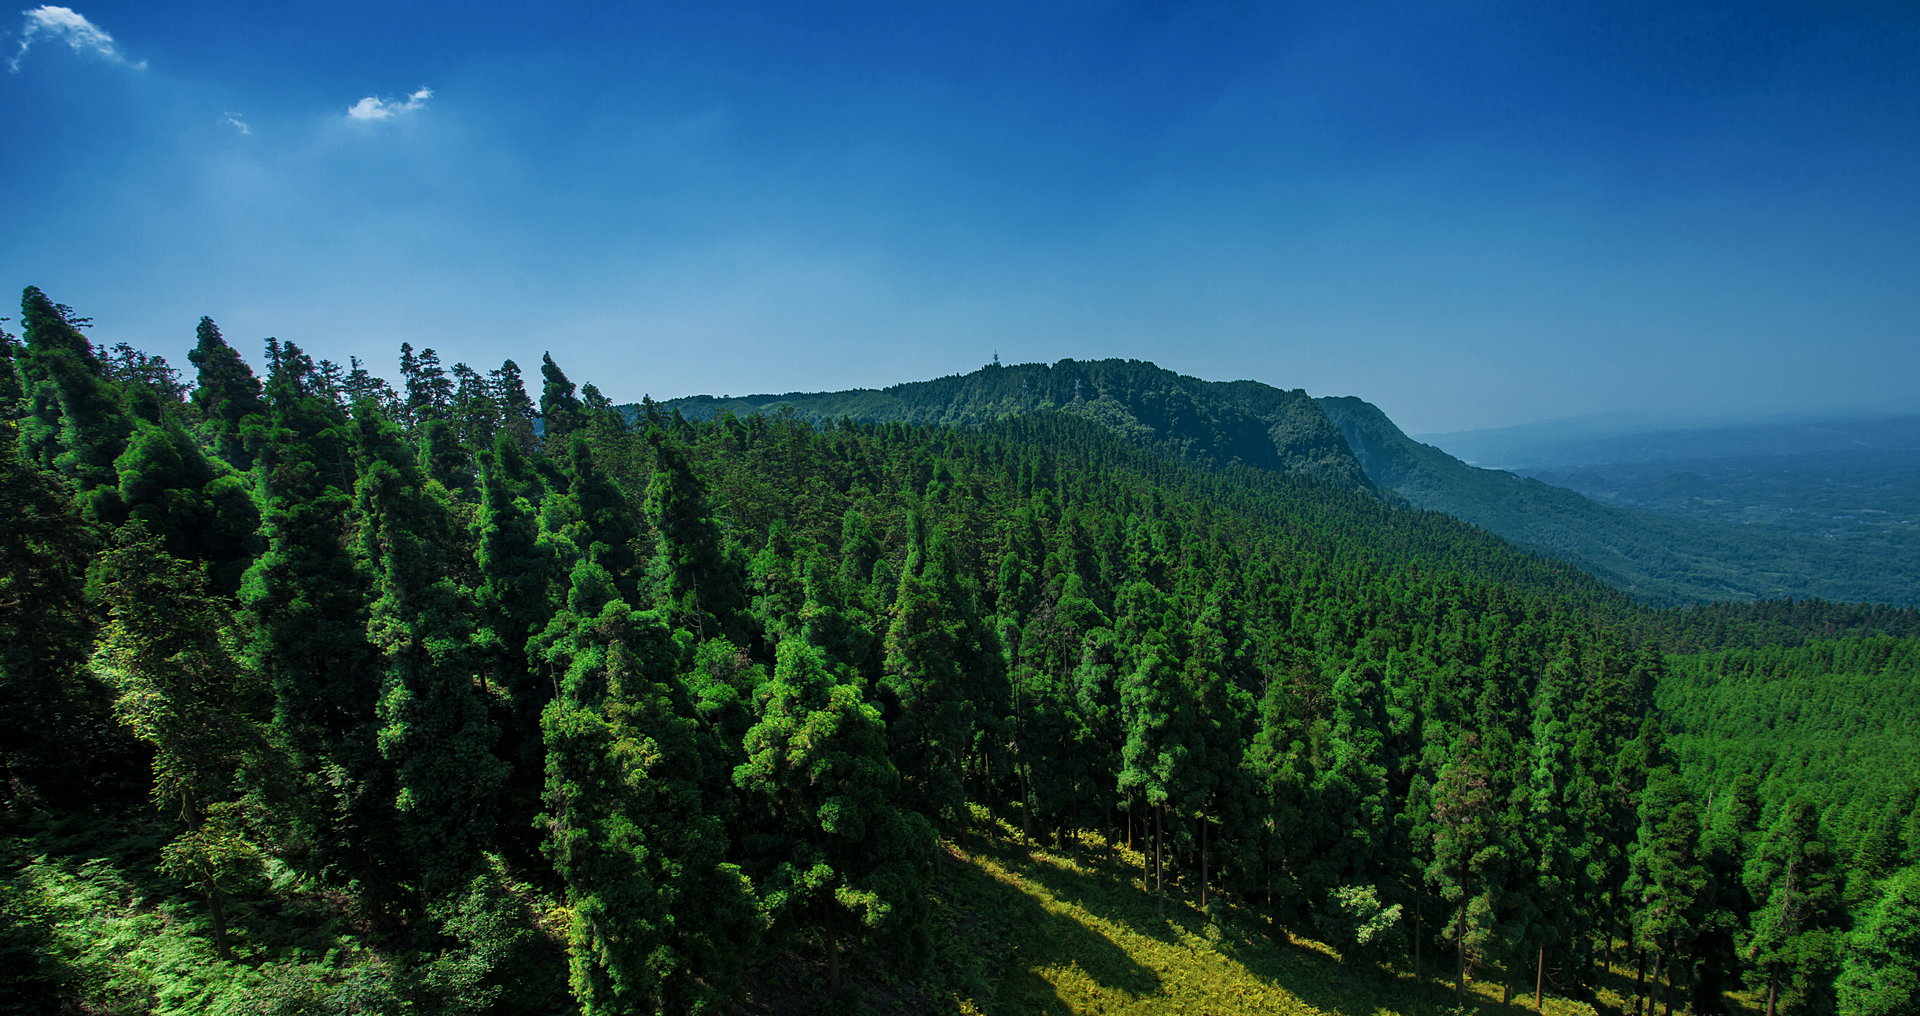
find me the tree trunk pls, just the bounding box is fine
[181,791,231,961]
[1414,911,1422,977]
[826,924,840,994]
[1141,806,1151,893]
[1503,978,1513,1005]
[1455,901,1467,1001]
[1536,946,1545,1012]
[1200,818,1209,911]
[1603,899,1616,974]
[1154,805,1164,912]
[1632,949,1646,1016]
[1764,977,1777,1016]
[1019,764,1031,847]
[207,883,230,961]
[1648,952,1663,1016]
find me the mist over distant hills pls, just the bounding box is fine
[1419,410,1920,471]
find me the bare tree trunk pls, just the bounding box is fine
[1764,978,1777,1016]
[1200,818,1209,911]
[826,924,840,994]
[1647,952,1663,1016]
[1455,901,1467,1001]
[1154,805,1165,912]
[1414,911,1422,977]
[1020,765,1031,847]
[1632,949,1647,1016]
[1536,946,1545,1012]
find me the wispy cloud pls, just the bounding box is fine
[8,5,144,73]
[221,112,251,135]
[346,87,433,121]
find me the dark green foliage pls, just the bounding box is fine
[540,597,756,1015]
[539,353,582,445]
[355,407,504,896]
[187,316,267,470]
[14,287,135,522]
[736,639,935,989]
[642,426,743,637]
[10,293,1916,1012]
[0,317,25,415]
[881,517,1005,831]
[0,436,120,813]
[1745,799,1846,1014]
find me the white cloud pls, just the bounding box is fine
[346,86,432,121]
[221,111,251,135]
[8,5,144,72]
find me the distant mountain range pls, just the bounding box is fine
[637,359,1920,607]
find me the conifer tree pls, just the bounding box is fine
[540,352,584,444]
[186,316,267,470]
[1837,866,1920,1016]
[881,516,1004,831]
[1310,650,1396,942]
[355,407,504,895]
[736,639,934,992]
[540,596,757,1015]
[0,436,107,813]
[491,359,539,452]
[1117,648,1199,908]
[91,526,265,958]
[238,343,389,889]
[1625,768,1708,1016]
[644,426,743,637]
[14,286,134,521]
[1745,798,1845,1016]
[1426,730,1501,1000]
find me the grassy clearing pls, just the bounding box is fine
[757,813,1615,1016]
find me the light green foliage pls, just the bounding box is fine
[541,599,755,1015]
[1838,866,1920,1016]
[736,639,935,986]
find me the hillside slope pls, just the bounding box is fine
[654,358,1371,490]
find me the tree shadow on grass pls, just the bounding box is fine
[747,842,1160,1016]
[973,834,1195,950]
[975,829,1578,1016]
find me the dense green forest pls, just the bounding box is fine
[3,287,1917,1015]
[655,362,1920,607]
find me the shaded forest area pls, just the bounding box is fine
[3,287,1917,1015]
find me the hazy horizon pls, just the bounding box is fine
[6,2,1917,434]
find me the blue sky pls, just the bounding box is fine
[4,1,1916,433]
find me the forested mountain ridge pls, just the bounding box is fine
[5,287,1918,1016]
[646,360,1920,607]
[652,357,1372,490]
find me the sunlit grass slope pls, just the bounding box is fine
[756,814,1618,1016]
